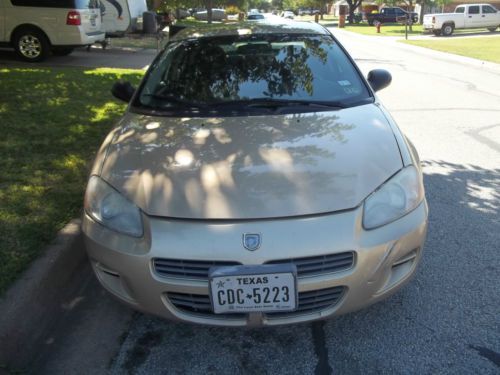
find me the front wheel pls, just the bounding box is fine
[52,47,74,56]
[487,26,498,32]
[14,28,50,62]
[441,23,454,36]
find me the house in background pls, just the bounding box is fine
[329,0,378,16]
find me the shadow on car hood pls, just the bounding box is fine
[100,104,402,219]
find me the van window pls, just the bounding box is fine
[468,6,480,14]
[455,6,465,13]
[11,0,98,8]
[482,5,497,13]
[75,0,99,8]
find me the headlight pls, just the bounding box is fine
[84,176,143,237]
[363,166,424,229]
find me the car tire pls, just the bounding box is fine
[433,30,442,36]
[441,23,454,36]
[487,26,498,32]
[13,27,50,62]
[52,47,74,56]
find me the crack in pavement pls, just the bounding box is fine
[469,345,500,368]
[312,321,333,375]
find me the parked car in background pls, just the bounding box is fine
[282,10,295,19]
[0,0,105,61]
[247,13,265,20]
[175,8,190,19]
[194,8,226,21]
[423,4,500,35]
[84,21,428,327]
[366,7,418,25]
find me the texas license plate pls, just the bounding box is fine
[209,264,297,314]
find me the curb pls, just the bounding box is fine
[0,219,87,370]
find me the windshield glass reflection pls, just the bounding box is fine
[137,34,370,111]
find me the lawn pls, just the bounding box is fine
[401,36,500,63]
[107,34,160,50]
[295,14,339,27]
[0,67,143,294]
[343,22,425,36]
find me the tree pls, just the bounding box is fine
[345,0,362,23]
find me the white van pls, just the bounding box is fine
[0,0,106,61]
[100,0,147,35]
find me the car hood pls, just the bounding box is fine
[100,104,403,219]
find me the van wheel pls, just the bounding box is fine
[52,47,74,56]
[487,26,498,32]
[441,23,454,36]
[14,28,50,62]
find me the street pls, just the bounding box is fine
[31,30,500,374]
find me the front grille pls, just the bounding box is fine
[154,252,354,280]
[153,259,240,280]
[166,286,345,320]
[267,252,355,277]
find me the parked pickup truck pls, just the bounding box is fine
[423,4,500,36]
[366,7,418,25]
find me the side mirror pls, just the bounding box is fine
[367,69,392,92]
[111,81,136,103]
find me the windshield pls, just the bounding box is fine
[135,33,371,115]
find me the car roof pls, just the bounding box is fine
[169,20,330,42]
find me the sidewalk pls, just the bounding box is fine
[331,27,500,73]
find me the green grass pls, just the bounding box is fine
[0,67,143,294]
[343,22,425,36]
[295,14,339,26]
[108,35,160,50]
[401,36,500,63]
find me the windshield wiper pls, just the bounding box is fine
[210,98,346,110]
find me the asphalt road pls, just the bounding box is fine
[28,31,500,374]
[0,46,156,69]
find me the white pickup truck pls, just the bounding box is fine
[423,3,500,36]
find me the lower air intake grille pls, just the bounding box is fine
[265,286,345,318]
[166,286,345,319]
[166,292,245,319]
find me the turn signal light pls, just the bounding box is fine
[67,10,81,26]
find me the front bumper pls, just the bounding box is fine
[53,29,105,47]
[82,201,428,327]
[423,22,435,30]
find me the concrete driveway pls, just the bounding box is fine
[25,31,500,374]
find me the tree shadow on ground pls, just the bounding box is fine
[0,67,143,294]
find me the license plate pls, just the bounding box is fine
[209,264,297,314]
